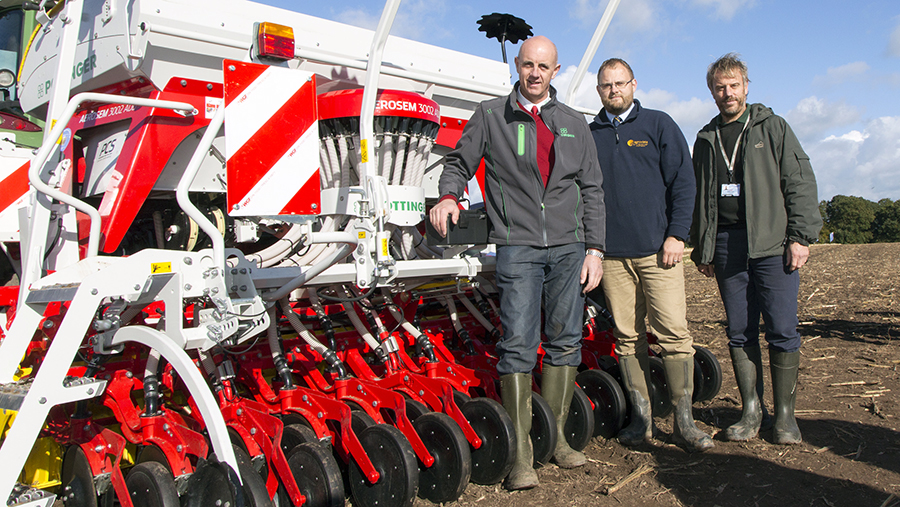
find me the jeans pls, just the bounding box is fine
[713,228,801,352]
[494,243,585,375]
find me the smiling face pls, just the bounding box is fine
[597,63,635,116]
[711,70,749,123]
[514,36,561,104]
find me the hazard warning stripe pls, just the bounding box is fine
[0,161,30,214]
[227,79,317,213]
[225,66,309,158]
[231,124,319,215]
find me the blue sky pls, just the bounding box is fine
[258,0,900,202]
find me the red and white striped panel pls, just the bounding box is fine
[224,59,320,217]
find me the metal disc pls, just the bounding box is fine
[178,458,241,507]
[348,424,419,507]
[461,397,515,485]
[285,442,345,507]
[413,412,471,503]
[564,385,595,452]
[529,392,557,468]
[693,346,723,403]
[123,461,179,507]
[576,369,627,439]
[60,445,98,507]
[648,356,674,418]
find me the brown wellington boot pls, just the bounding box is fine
[541,365,586,468]
[663,355,714,453]
[770,350,802,445]
[501,373,539,490]
[616,354,653,446]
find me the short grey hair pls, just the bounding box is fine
[706,52,749,91]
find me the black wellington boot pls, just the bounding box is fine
[725,346,764,441]
[616,355,653,446]
[664,355,714,452]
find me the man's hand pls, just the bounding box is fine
[428,199,460,238]
[697,264,715,278]
[786,241,810,271]
[580,255,603,294]
[660,236,685,268]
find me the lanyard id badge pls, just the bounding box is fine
[721,183,741,197]
[715,118,751,184]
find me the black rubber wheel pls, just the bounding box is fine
[124,462,180,507]
[413,412,471,503]
[452,389,471,409]
[693,346,723,403]
[350,409,377,436]
[231,446,274,507]
[284,442,345,507]
[348,424,419,507]
[281,422,319,454]
[648,356,673,418]
[179,457,243,507]
[61,445,98,507]
[576,369,627,439]
[530,392,557,468]
[564,386,595,452]
[460,397,515,485]
[404,398,431,421]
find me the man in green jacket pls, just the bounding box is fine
[690,53,822,445]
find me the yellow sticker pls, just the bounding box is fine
[151,262,172,274]
[381,237,389,257]
[358,231,366,239]
[360,139,368,163]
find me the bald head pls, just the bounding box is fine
[515,35,561,104]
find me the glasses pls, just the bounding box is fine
[599,78,633,92]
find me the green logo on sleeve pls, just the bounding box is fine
[559,127,576,138]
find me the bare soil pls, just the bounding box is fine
[416,242,900,507]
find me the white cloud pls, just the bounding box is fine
[807,117,900,201]
[553,66,717,143]
[570,0,659,32]
[335,0,450,41]
[889,20,900,57]
[785,96,861,141]
[689,0,756,21]
[812,61,870,86]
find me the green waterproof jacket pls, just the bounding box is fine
[690,103,823,265]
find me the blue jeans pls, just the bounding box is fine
[494,243,585,375]
[713,228,801,353]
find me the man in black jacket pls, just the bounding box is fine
[430,35,605,489]
[590,58,712,453]
[691,53,822,445]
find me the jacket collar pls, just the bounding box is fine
[698,102,774,140]
[593,99,643,126]
[509,82,559,116]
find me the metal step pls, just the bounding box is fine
[0,377,106,411]
[24,283,81,304]
[6,483,55,507]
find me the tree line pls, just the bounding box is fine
[818,195,900,244]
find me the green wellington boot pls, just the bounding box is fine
[664,355,714,452]
[541,365,586,468]
[726,346,764,441]
[501,373,539,490]
[770,350,802,445]
[616,354,653,446]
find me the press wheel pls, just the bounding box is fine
[124,461,180,507]
[693,346,723,402]
[564,385,595,452]
[460,397,515,485]
[648,356,673,418]
[281,422,319,453]
[231,445,274,507]
[530,392,557,467]
[404,398,431,421]
[61,445,98,507]
[348,424,419,507]
[179,457,243,507]
[285,442,345,507]
[576,368,627,439]
[413,412,471,503]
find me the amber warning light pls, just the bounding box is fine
[256,22,295,60]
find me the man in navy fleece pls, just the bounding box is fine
[590,58,713,452]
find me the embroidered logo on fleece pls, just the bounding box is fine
[558,127,576,138]
[755,141,764,148]
[627,139,649,147]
